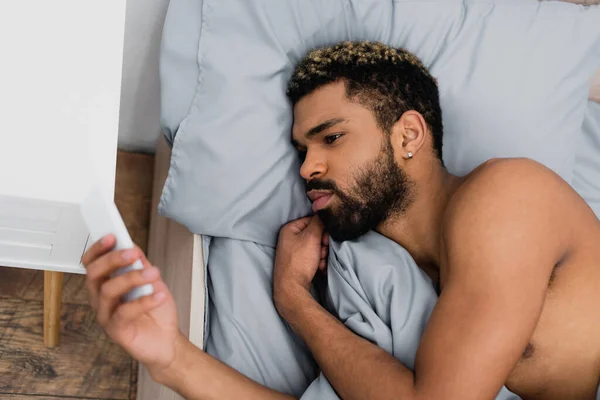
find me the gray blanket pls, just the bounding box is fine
[205,233,520,399]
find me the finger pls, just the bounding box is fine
[86,247,143,309]
[82,234,116,266]
[322,233,329,246]
[135,246,152,269]
[108,288,167,327]
[320,246,328,259]
[87,247,142,283]
[96,266,161,327]
[305,215,324,235]
[289,217,311,231]
[319,259,327,271]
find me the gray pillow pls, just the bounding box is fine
[158,0,600,247]
[573,101,600,218]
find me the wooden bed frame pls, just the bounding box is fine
[137,135,206,400]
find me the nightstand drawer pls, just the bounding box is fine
[0,196,88,273]
[0,227,55,246]
[0,241,52,261]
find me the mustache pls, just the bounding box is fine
[306,179,339,193]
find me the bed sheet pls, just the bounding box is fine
[204,234,520,399]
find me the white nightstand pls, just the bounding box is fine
[0,1,126,347]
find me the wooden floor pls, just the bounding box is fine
[0,151,155,400]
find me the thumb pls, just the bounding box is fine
[304,215,324,236]
[287,216,312,233]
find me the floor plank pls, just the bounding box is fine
[0,267,39,300]
[0,151,154,400]
[0,268,89,306]
[0,298,133,399]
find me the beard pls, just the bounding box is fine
[306,138,414,242]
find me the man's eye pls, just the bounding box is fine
[325,134,343,144]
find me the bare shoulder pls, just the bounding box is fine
[448,157,575,218]
[441,158,579,267]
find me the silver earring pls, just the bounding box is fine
[407,152,413,159]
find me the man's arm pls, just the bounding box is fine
[81,235,297,400]
[276,159,570,400]
[154,333,296,400]
[278,288,418,399]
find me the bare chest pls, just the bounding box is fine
[504,253,600,399]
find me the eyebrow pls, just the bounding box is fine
[292,118,346,148]
[306,118,346,139]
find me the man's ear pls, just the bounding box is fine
[390,110,428,160]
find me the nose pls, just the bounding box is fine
[300,149,327,181]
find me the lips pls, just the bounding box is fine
[307,191,333,212]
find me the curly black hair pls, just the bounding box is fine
[286,41,444,163]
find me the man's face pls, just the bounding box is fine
[292,81,414,241]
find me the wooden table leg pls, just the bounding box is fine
[44,270,64,348]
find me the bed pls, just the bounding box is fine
[139,107,600,400]
[136,0,600,398]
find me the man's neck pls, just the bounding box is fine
[376,167,463,275]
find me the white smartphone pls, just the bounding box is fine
[80,185,154,302]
